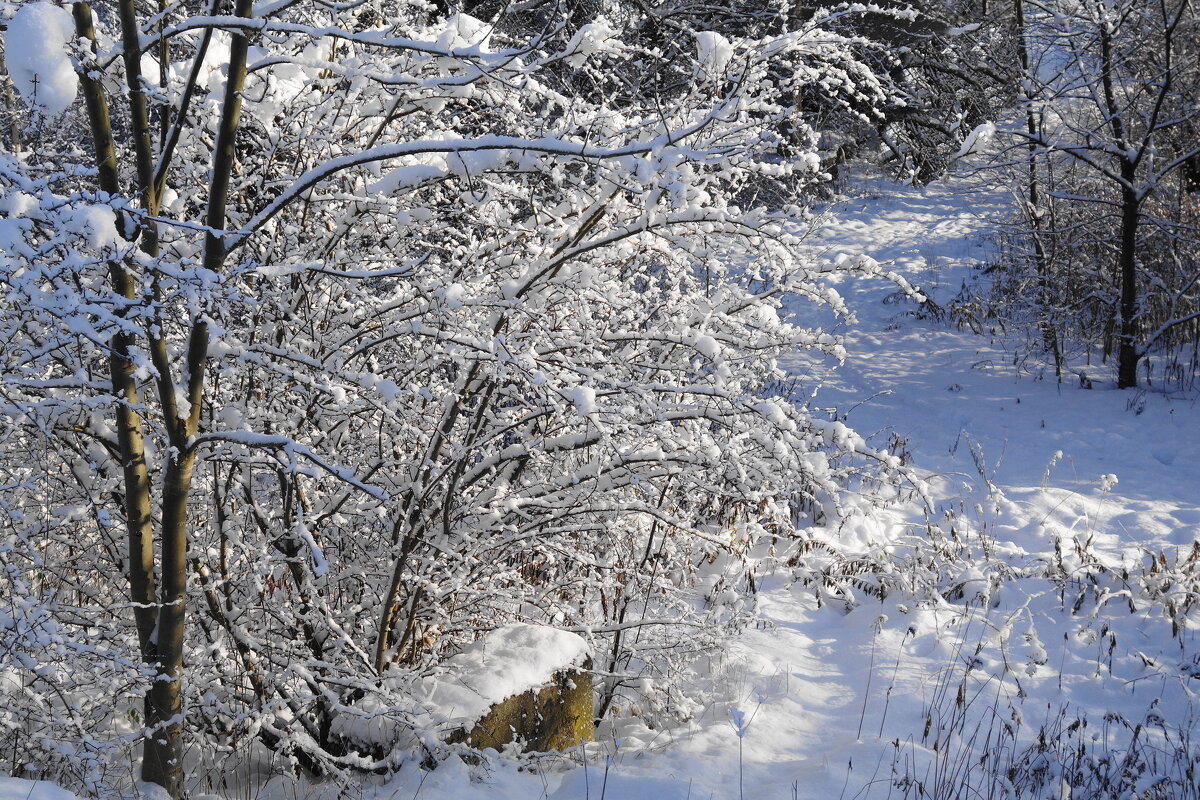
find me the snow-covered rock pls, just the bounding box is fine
[422,623,590,729]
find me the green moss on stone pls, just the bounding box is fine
[463,661,593,752]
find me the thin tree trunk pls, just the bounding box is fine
[78,1,191,792]
[142,0,255,792]
[1091,4,1141,389]
[1014,0,1061,374]
[1117,174,1141,388]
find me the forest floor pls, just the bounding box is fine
[6,166,1199,800]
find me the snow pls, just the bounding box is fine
[563,386,598,417]
[435,13,493,52]
[60,207,122,250]
[418,624,591,727]
[0,779,78,800]
[695,31,734,79]
[561,19,620,67]
[369,162,449,195]
[949,121,997,162]
[3,3,78,116]
[693,333,721,359]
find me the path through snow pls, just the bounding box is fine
[440,166,1200,800]
[792,169,1200,558]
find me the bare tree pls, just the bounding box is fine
[1005,0,1200,387]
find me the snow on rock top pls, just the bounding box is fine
[4,3,78,115]
[421,624,590,726]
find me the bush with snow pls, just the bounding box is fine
[0,0,907,791]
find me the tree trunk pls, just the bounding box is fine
[1117,174,1141,388]
[141,0,256,792]
[142,453,196,797]
[1095,10,1139,390]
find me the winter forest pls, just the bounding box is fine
[1,1,1199,799]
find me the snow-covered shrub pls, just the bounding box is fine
[788,1,1019,186]
[0,0,905,790]
[0,486,146,793]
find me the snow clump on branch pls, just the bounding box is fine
[3,2,78,116]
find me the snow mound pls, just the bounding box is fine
[0,779,78,800]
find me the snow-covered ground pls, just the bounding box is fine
[794,169,1200,557]
[527,166,1200,800]
[13,168,1199,800]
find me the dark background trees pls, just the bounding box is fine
[989,0,1200,388]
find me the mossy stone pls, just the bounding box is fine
[463,660,593,752]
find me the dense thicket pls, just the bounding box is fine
[0,1,915,794]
